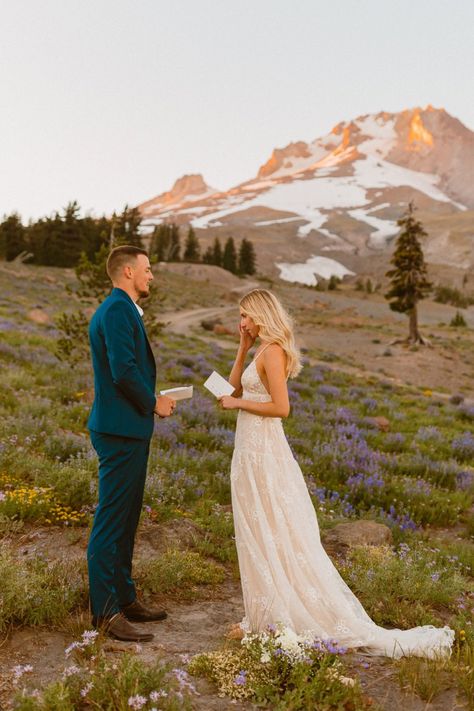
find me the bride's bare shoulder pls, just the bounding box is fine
[262,343,286,362]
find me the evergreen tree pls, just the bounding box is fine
[0,213,26,261]
[183,226,200,262]
[238,238,256,275]
[59,201,83,267]
[150,223,181,262]
[202,245,214,264]
[223,236,237,273]
[150,224,167,261]
[170,224,181,261]
[212,237,223,266]
[385,202,432,344]
[113,205,143,247]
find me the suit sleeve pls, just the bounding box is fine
[102,302,156,415]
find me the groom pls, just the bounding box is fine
[87,245,175,642]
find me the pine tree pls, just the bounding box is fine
[0,213,27,261]
[238,238,257,275]
[169,224,181,261]
[150,223,181,262]
[183,226,200,262]
[223,236,237,274]
[385,202,432,344]
[202,245,214,264]
[212,237,223,266]
[113,206,143,247]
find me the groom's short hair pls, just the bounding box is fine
[106,245,149,280]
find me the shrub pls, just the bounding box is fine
[450,311,467,328]
[338,543,469,628]
[0,544,87,632]
[16,638,194,710]
[137,549,225,600]
[189,625,371,709]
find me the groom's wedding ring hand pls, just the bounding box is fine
[155,395,175,418]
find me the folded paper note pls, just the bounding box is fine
[160,386,194,400]
[203,371,235,398]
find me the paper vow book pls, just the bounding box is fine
[203,371,234,398]
[160,386,194,400]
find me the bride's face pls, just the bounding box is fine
[240,310,259,338]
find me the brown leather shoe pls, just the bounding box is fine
[93,612,154,642]
[121,598,167,623]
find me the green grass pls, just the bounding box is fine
[138,548,226,600]
[0,543,88,632]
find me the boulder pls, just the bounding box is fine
[365,416,391,432]
[27,308,50,324]
[213,324,234,335]
[201,318,221,331]
[322,520,392,558]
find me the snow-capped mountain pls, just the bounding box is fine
[138,107,474,284]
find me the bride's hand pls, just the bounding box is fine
[239,323,255,352]
[219,395,240,410]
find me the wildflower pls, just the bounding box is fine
[128,695,147,709]
[234,670,247,686]
[150,690,168,701]
[459,630,466,641]
[12,664,33,684]
[430,573,440,582]
[63,665,81,678]
[82,630,98,644]
[172,668,199,695]
[80,682,93,697]
[260,651,271,663]
[339,675,356,686]
[65,641,81,656]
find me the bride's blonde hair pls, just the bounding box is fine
[239,289,302,378]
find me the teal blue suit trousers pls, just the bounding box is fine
[87,431,150,617]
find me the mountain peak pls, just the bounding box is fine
[257,142,312,179]
[139,173,218,214]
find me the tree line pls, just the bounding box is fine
[0,202,142,267]
[0,203,257,276]
[149,223,256,275]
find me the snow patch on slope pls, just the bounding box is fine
[276,256,355,286]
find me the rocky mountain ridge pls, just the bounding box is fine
[138,106,474,284]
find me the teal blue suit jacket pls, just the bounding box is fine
[88,288,157,440]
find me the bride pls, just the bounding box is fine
[219,288,454,659]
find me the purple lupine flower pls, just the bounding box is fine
[234,670,247,686]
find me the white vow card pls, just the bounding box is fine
[203,371,235,398]
[160,385,194,400]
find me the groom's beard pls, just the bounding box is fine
[137,287,151,299]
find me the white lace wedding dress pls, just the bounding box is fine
[230,353,455,659]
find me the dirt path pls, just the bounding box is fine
[161,301,474,404]
[160,305,237,336]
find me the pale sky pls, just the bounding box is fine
[1,0,473,221]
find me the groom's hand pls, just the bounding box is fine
[155,395,175,417]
